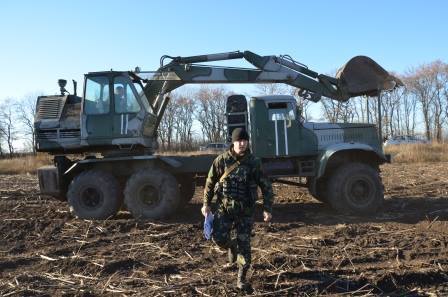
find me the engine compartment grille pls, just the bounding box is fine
[37,130,57,139]
[60,129,80,138]
[37,129,80,139]
[37,98,64,119]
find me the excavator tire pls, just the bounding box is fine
[67,170,121,220]
[124,168,180,220]
[327,163,383,215]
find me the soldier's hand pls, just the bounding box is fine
[263,211,272,222]
[201,205,211,217]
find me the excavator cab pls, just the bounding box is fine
[80,71,157,151]
[34,72,158,154]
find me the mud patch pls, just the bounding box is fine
[0,163,448,295]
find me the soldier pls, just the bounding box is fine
[201,128,274,290]
[114,85,127,113]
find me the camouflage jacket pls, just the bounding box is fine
[203,148,274,213]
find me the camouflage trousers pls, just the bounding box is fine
[212,209,253,269]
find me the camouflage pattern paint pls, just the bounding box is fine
[35,51,396,176]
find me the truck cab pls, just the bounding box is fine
[227,94,388,201]
[249,95,317,158]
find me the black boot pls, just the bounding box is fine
[237,266,252,291]
[228,241,237,264]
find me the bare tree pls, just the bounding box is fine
[380,91,400,138]
[16,93,39,154]
[406,62,444,141]
[444,64,448,141]
[195,86,228,143]
[432,61,448,142]
[0,99,18,156]
[400,87,418,136]
[158,95,177,150]
[255,83,288,96]
[320,97,353,123]
[0,121,4,157]
[174,95,195,150]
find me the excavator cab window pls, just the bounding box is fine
[84,76,110,115]
[113,76,141,114]
[133,81,152,113]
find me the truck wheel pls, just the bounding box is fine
[327,163,383,215]
[178,175,196,205]
[124,169,180,220]
[67,170,121,220]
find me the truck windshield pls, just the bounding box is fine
[268,102,296,121]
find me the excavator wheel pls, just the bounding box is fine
[67,170,121,220]
[124,168,180,220]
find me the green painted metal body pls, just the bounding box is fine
[241,95,387,179]
[34,50,394,181]
[249,96,317,158]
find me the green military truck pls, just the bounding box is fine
[35,50,401,220]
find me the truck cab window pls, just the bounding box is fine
[114,76,141,113]
[268,102,295,121]
[84,76,110,115]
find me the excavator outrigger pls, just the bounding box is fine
[34,50,402,220]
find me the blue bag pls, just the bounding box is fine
[203,213,214,240]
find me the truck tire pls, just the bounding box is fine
[178,175,196,206]
[124,168,180,220]
[67,170,121,220]
[327,163,383,215]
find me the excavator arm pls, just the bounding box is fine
[136,50,402,132]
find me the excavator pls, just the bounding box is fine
[34,50,402,220]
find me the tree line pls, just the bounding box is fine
[1,59,446,156]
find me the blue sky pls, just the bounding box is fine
[0,0,447,101]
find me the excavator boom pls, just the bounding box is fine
[139,50,402,131]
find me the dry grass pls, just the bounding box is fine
[0,144,445,175]
[0,154,52,175]
[385,143,448,163]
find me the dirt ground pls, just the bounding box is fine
[1,162,448,296]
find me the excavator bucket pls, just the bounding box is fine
[336,56,403,99]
